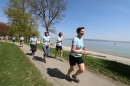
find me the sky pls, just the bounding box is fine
[0,0,130,41]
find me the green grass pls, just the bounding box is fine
[82,55,130,83]
[0,42,52,86]
[88,54,106,58]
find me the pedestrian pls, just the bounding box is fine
[30,34,37,55]
[54,32,63,61]
[65,27,88,83]
[40,32,51,63]
[19,35,24,47]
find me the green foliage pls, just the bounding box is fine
[4,0,40,38]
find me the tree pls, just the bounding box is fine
[4,0,40,39]
[0,22,10,36]
[27,0,67,33]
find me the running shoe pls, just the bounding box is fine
[32,52,35,55]
[72,75,79,83]
[65,75,72,82]
[60,59,63,62]
[44,59,46,63]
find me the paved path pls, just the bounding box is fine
[13,42,124,86]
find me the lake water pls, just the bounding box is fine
[51,38,130,58]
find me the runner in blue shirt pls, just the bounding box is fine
[40,32,51,63]
[65,27,88,83]
[30,34,37,55]
[54,32,63,61]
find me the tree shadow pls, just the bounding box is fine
[47,68,65,79]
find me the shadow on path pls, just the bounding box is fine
[33,56,45,62]
[26,53,32,56]
[47,68,65,79]
[47,55,55,58]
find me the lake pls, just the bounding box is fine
[51,38,130,58]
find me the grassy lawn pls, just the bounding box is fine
[0,42,52,86]
[24,42,130,85]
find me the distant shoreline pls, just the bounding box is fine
[51,38,130,43]
[50,44,130,66]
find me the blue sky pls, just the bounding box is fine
[0,0,130,41]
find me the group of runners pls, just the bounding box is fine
[0,35,9,41]
[11,36,24,46]
[15,27,88,83]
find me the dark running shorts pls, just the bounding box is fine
[20,40,23,42]
[56,46,62,51]
[69,54,84,66]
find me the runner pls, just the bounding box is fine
[19,35,24,47]
[0,36,1,42]
[5,35,8,41]
[30,34,37,55]
[12,36,16,43]
[54,32,63,61]
[65,27,88,83]
[40,32,51,63]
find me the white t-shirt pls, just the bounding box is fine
[20,37,24,40]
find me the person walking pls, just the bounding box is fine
[40,32,51,63]
[19,35,24,47]
[65,27,88,83]
[30,34,37,55]
[54,32,63,61]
